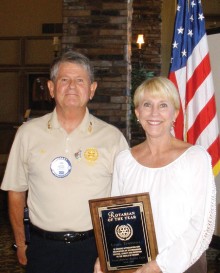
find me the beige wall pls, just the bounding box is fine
[208,33,220,235]
[0,0,62,36]
[161,0,175,76]
[0,0,62,123]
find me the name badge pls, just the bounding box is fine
[50,157,72,178]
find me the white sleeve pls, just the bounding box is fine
[111,151,126,197]
[156,146,216,273]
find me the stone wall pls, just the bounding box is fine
[132,0,162,75]
[62,0,162,144]
[131,0,162,146]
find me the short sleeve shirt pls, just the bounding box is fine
[1,108,128,231]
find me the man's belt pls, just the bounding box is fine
[30,224,94,243]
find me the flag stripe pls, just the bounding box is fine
[208,136,220,169]
[169,72,185,140]
[186,53,211,106]
[196,115,220,150]
[187,95,217,143]
[186,73,215,130]
[186,35,209,78]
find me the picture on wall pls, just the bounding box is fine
[28,73,55,113]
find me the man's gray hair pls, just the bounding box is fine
[50,51,95,83]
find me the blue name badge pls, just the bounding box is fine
[50,157,72,178]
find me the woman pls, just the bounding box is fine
[94,77,216,273]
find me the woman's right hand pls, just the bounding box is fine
[94,257,104,273]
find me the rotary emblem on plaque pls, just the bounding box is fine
[115,224,133,241]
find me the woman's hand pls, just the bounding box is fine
[134,261,162,273]
[94,257,104,273]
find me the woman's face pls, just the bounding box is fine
[135,92,178,138]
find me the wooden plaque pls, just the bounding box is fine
[89,193,158,273]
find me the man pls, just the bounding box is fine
[1,51,128,273]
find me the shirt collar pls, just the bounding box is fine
[48,107,93,134]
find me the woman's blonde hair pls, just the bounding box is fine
[133,76,180,111]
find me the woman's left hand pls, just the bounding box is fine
[134,261,162,273]
[94,257,103,273]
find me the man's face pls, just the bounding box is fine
[48,62,97,111]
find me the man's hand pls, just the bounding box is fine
[16,245,28,265]
[8,191,27,265]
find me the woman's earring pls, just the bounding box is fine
[172,120,175,127]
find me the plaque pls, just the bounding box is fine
[89,193,158,273]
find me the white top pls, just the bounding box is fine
[111,146,216,273]
[1,108,128,231]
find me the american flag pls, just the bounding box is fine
[169,0,220,176]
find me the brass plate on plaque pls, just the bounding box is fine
[89,193,158,273]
